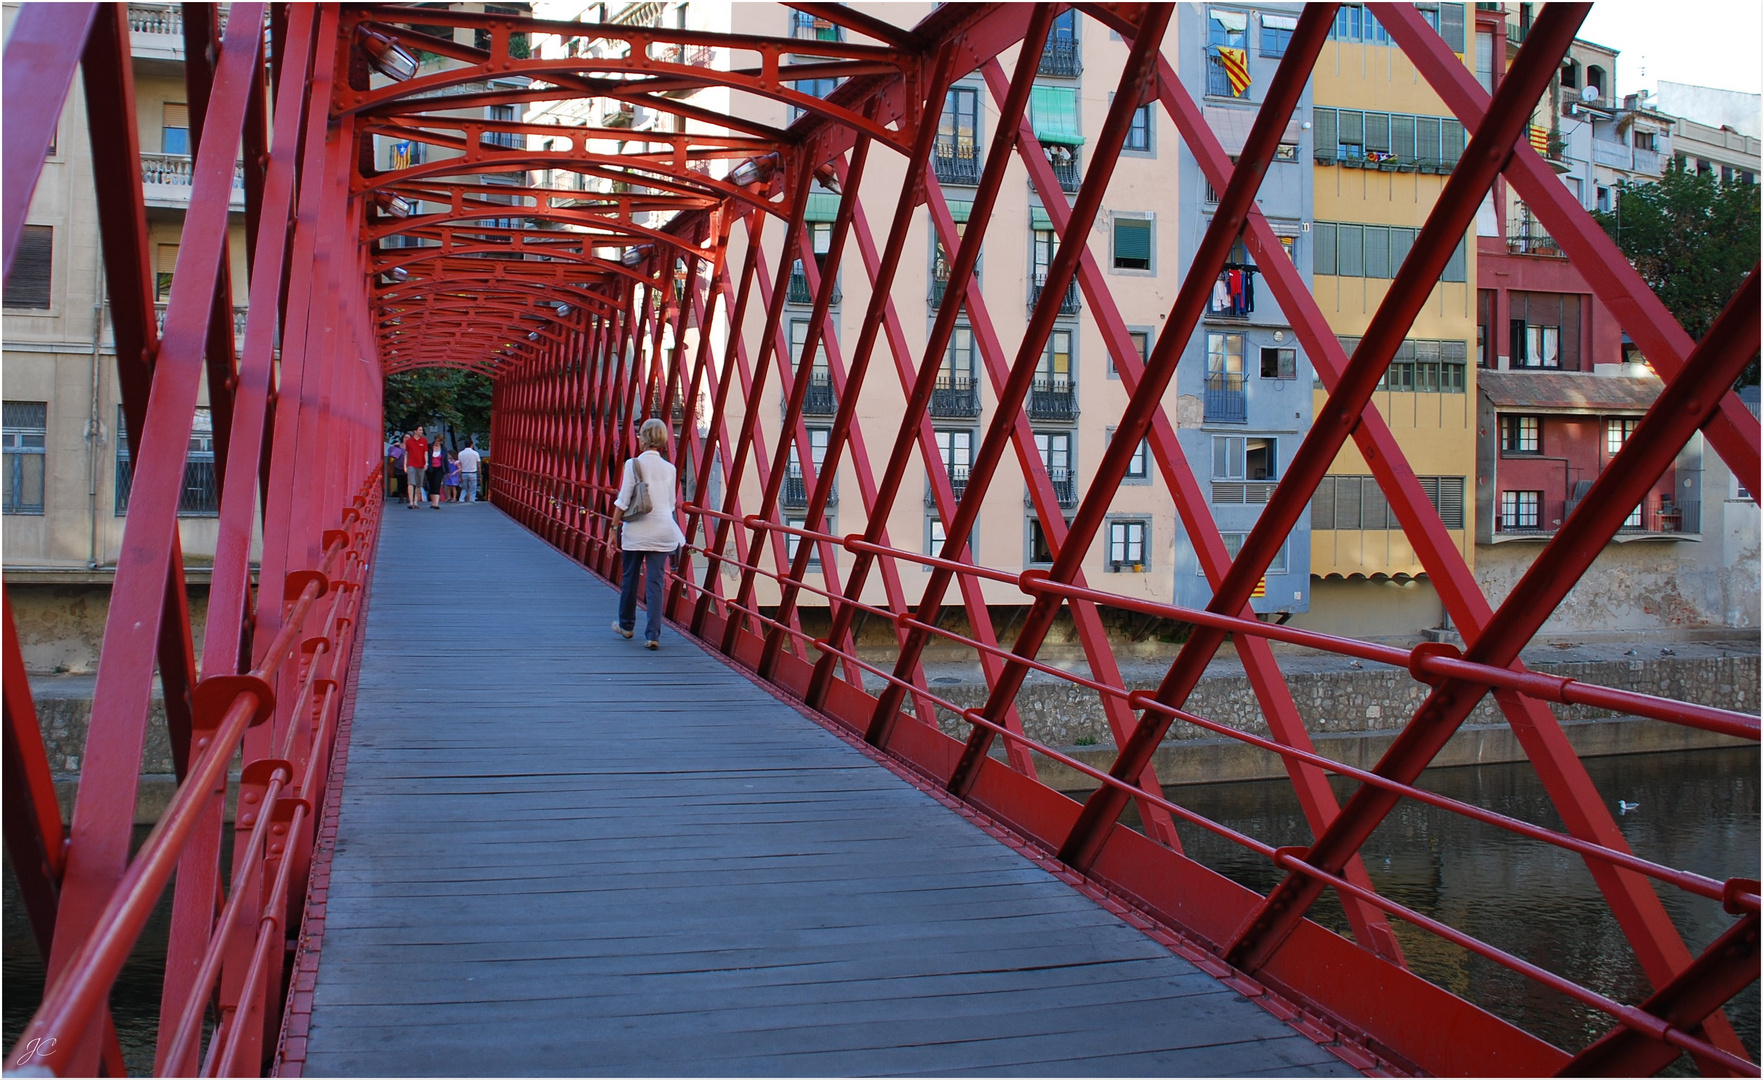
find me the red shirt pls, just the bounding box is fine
[403,435,427,465]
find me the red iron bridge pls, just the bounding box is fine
[3,3,1758,1076]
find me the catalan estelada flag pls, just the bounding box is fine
[391,141,413,170]
[1216,46,1251,97]
[1529,125,1549,154]
[1251,577,1267,599]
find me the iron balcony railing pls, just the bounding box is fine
[1030,273,1080,315]
[788,263,840,305]
[1038,39,1081,77]
[154,303,249,339]
[1204,371,1247,424]
[141,152,247,205]
[926,465,971,506]
[1496,497,1565,535]
[127,4,227,43]
[800,373,838,416]
[1045,148,1081,193]
[929,275,950,310]
[1047,466,1078,508]
[933,141,982,186]
[929,376,980,418]
[782,467,837,509]
[1027,378,1076,422]
[1205,54,1238,98]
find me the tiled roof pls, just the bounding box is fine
[1478,371,1663,413]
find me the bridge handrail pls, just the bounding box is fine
[486,455,1760,1070]
[7,469,383,1074]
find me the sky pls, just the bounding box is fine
[1575,1,1763,99]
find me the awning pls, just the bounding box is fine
[1204,103,1303,155]
[945,199,972,224]
[1030,84,1083,146]
[1030,206,1056,231]
[804,191,841,222]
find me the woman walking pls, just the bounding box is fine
[425,434,448,509]
[609,419,686,650]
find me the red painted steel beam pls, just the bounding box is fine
[1227,269,1760,974]
[0,2,96,273]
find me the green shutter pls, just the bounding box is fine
[1313,222,1337,275]
[1440,3,1466,52]
[1030,84,1084,146]
[946,199,973,224]
[804,191,841,222]
[1313,108,1337,161]
[1114,219,1151,263]
[1030,206,1055,231]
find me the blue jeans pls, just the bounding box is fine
[619,550,669,643]
[461,473,479,502]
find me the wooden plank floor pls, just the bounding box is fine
[301,503,1356,1077]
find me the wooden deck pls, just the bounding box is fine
[300,503,1356,1077]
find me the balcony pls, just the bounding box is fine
[929,275,950,311]
[1027,378,1076,422]
[1038,40,1082,78]
[933,141,982,186]
[800,373,837,416]
[782,468,837,509]
[1591,140,1632,169]
[1203,372,1246,424]
[1046,467,1078,508]
[929,376,980,418]
[128,4,227,59]
[926,466,971,506]
[787,264,840,305]
[1506,230,1564,257]
[155,303,249,341]
[1208,266,1256,318]
[1495,498,1566,536]
[142,152,247,211]
[1205,55,1241,99]
[1030,273,1080,315]
[1044,146,1081,193]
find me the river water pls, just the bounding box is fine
[5,746,1757,1072]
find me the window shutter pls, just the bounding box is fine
[803,192,840,222]
[1442,120,1467,164]
[1443,234,1467,281]
[1313,108,1337,160]
[945,199,972,224]
[1365,112,1390,154]
[1391,227,1416,273]
[1338,109,1364,148]
[1390,113,1416,160]
[1114,219,1151,263]
[1336,476,1362,529]
[1030,207,1054,231]
[1030,85,1083,145]
[1213,436,1229,479]
[3,225,52,309]
[1416,116,1441,163]
[1337,223,1363,276]
[163,102,189,129]
[1437,478,1465,529]
[1312,476,1335,529]
[1362,481,1389,530]
[1229,437,1244,480]
[1313,221,1337,275]
[158,243,180,275]
[1440,3,1466,52]
[1363,226,1389,278]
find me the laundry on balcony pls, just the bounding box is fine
[1209,264,1255,318]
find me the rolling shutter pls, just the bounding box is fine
[3,225,52,309]
[1313,108,1337,160]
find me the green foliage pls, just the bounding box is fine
[1593,158,1760,383]
[384,369,492,446]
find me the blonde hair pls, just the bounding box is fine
[638,418,670,455]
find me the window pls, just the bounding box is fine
[4,225,52,309]
[1108,428,1152,481]
[1214,532,1290,574]
[1207,9,1248,98]
[1634,131,1657,153]
[162,102,190,155]
[3,402,47,515]
[937,86,982,184]
[1032,225,1057,278]
[1311,110,1465,169]
[156,243,179,302]
[934,428,973,499]
[1501,415,1541,453]
[1036,431,1072,478]
[1108,520,1148,571]
[1501,490,1541,530]
[1212,435,1276,480]
[1126,104,1154,153]
[1274,141,1299,161]
[784,517,820,567]
[115,406,217,515]
[1038,329,1072,387]
[1260,12,1296,56]
[1028,517,1059,564]
[1260,347,1296,379]
[1130,330,1151,363]
[1113,216,1152,271]
[1329,4,1390,43]
[928,513,947,557]
[1606,417,1639,456]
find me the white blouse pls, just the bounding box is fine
[614,450,687,552]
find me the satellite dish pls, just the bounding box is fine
[1581,84,1600,102]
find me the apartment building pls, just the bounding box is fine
[2,4,254,669]
[1301,3,1479,638]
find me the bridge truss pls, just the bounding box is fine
[3,2,1758,1076]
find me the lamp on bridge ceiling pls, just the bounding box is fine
[728,151,781,188]
[381,266,409,284]
[621,244,652,267]
[357,28,419,82]
[377,192,414,218]
[812,161,841,194]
